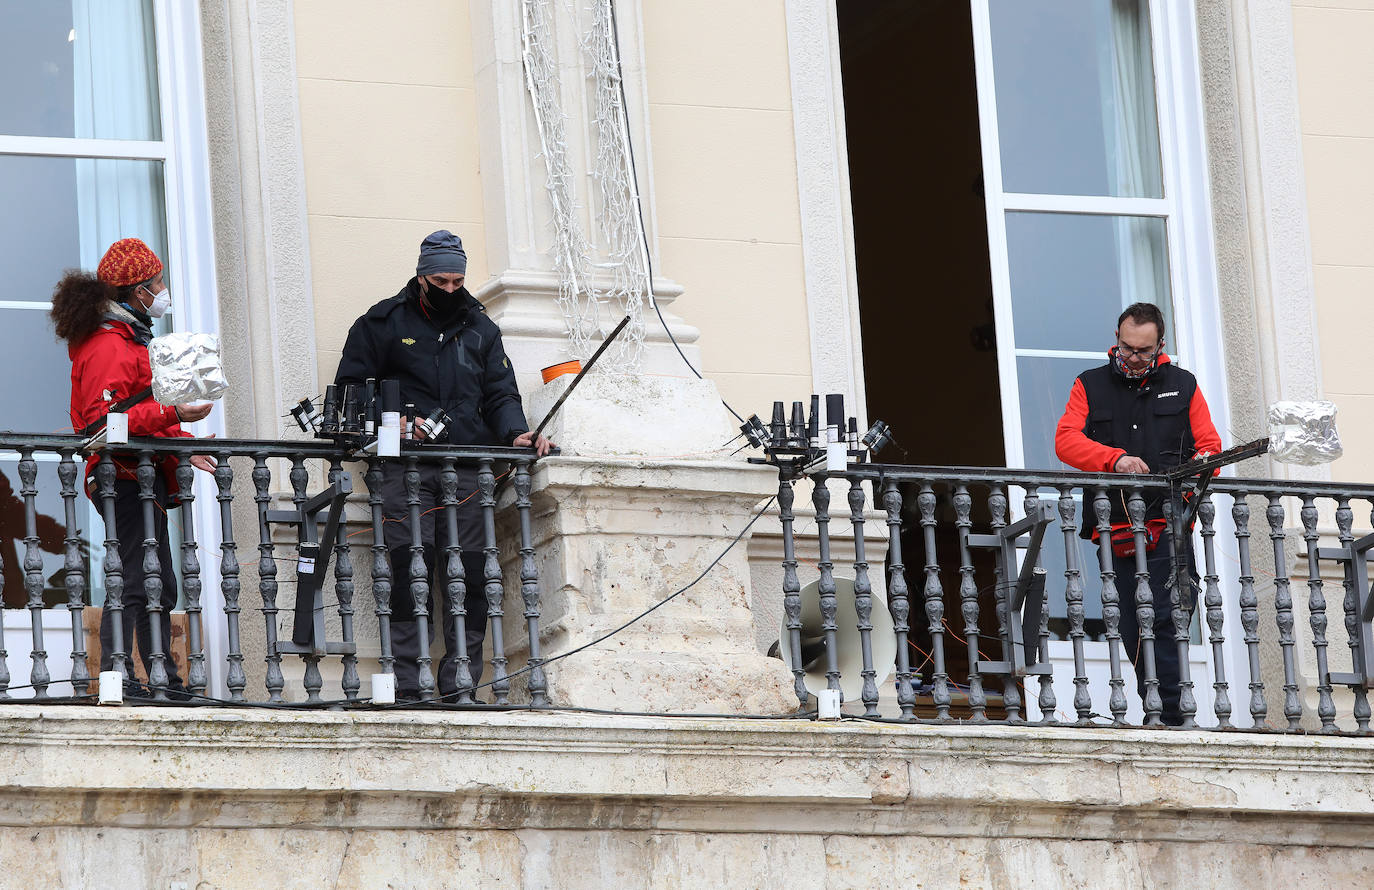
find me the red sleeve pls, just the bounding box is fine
[1189,385,1222,462]
[69,332,182,437]
[1055,379,1125,472]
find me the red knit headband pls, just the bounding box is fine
[97,238,163,288]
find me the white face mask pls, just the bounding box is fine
[140,284,172,319]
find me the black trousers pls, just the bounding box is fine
[1114,534,1197,726]
[99,476,183,688]
[378,463,489,697]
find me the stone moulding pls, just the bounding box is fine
[2,706,1373,842]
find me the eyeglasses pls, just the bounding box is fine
[1117,340,1162,361]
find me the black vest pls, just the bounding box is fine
[1076,360,1198,532]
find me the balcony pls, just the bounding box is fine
[0,433,1371,887]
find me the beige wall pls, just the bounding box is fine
[290,1,812,421]
[1293,2,1374,483]
[641,1,815,419]
[293,0,489,391]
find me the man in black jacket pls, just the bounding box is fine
[335,230,552,700]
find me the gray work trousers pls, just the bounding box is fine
[377,462,489,697]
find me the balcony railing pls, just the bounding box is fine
[0,433,546,707]
[4,430,1372,735]
[771,461,1374,734]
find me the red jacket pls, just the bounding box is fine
[1054,354,1221,473]
[68,318,190,496]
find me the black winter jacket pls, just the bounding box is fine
[334,280,528,446]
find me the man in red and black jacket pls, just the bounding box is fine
[1054,302,1221,725]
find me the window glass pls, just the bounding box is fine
[0,0,161,141]
[0,460,91,610]
[1006,211,1172,353]
[989,0,1162,198]
[0,155,167,302]
[1016,354,1092,472]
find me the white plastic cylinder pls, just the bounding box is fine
[817,689,841,720]
[98,671,124,705]
[371,672,396,705]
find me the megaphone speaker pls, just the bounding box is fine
[776,576,897,703]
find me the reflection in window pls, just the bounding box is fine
[0,0,160,141]
[0,462,90,610]
[1006,212,1171,354]
[990,0,1162,198]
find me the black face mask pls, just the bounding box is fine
[422,278,463,312]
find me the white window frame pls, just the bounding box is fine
[969,0,1251,725]
[969,0,1229,469]
[0,0,225,694]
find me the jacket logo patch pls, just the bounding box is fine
[1156,391,1180,399]
[401,337,416,346]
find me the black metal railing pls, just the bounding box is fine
[0,433,546,707]
[773,461,1374,733]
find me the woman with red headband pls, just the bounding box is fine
[50,237,214,697]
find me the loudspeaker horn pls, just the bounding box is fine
[776,576,896,703]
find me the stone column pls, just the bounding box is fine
[472,1,792,712]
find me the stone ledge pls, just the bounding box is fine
[1,706,1372,839]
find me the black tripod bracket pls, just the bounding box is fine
[265,472,358,658]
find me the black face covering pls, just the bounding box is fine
[421,278,465,324]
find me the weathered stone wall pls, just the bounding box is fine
[1,707,1371,889]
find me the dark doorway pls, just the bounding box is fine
[838,1,1010,713]
[837,0,1003,468]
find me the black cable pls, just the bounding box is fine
[13,493,782,715]
[378,493,778,708]
[606,0,747,426]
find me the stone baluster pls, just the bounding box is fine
[1198,495,1231,728]
[1338,499,1371,731]
[19,450,49,697]
[1094,488,1127,724]
[515,459,548,707]
[918,483,950,720]
[365,459,395,683]
[988,483,1021,723]
[953,483,985,721]
[1163,499,1198,729]
[1300,495,1336,732]
[480,459,509,704]
[1267,494,1302,730]
[97,456,127,678]
[848,478,879,716]
[1127,487,1161,725]
[1059,486,1090,723]
[290,455,323,703]
[779,479,807,709]
[216,457,247,702]
[253,455,285,702]
[137,451,170,699]
[328,458,360,702]
[1026,487,1055,722]
[440,459,474,703]
[176,461,206,696]
[57,452,89,696]
[1233,491,1267,727]
[404,457,435,697]
[882,479,915,719]
[813,475,841,698]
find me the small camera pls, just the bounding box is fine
[418,407,451,441]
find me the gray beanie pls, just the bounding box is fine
[416,230,467,276]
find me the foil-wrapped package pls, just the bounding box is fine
[1268,400,1343,465]
[148,332,230,406]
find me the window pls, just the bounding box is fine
[0,0,216,689]
[970,0,1225,720]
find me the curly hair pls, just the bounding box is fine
[50,270,138,344]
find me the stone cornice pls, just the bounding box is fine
[2,707,1372,839]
